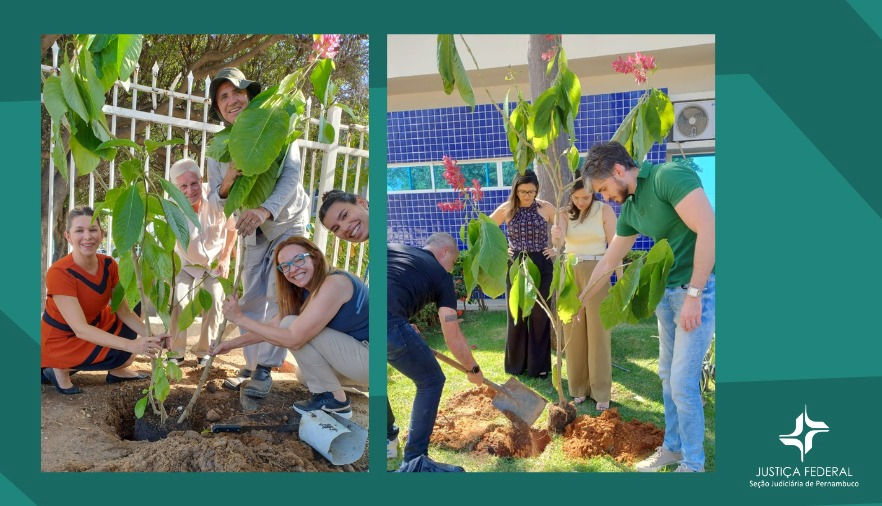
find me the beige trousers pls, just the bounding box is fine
[563,260,612,402]
[170,270,224,360]
[281,315,369,394]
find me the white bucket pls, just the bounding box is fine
[298,410,368,466]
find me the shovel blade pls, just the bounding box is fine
[490,377,547,426]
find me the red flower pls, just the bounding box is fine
[544,34,559,42]
[470,178,483,201]
[612,52,658,85]
[310,34,341,62]
[441,155,466,190]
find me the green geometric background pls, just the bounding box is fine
[4,1,881,505]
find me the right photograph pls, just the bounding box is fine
[386,34,715,472]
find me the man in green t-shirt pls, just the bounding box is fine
[582,141,715,473]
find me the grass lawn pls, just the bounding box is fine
[387,308,716,472]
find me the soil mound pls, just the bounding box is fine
[562,408,663,463]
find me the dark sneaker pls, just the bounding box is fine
[292,392,352,419]
[243,364,273,398]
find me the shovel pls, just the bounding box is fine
[432,350,547,426]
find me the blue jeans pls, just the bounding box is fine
[655,274,715,470]
[387,317,446,461]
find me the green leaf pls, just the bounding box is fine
[632,240,674,319]
[242,159,281,209]
[530,86,558,140]
[217,276,233,296]
[145,193,165,218]
[566,145,580,173]
[223,174,257,217]
[144,137,184,154]
[79,49,107,125]
[158,178,201,231]
[96,42,119,91]
[229,104,290,176]
[557,256,581,324]
[110,281,126,312]
[50,125,68,180]
[42,76,68,122]
[647,88,674,141]
[461,250,476,297]
[277,70,303,96]
[560,70,581,118]
[166,361,182,382]
[160,198,191,251]
[143,234,172,283]
[611,105,639,159]
[471,214,509,298]
[116,35,142,82]
[96,138,142,152]
[154,374,170,403]
[134,396,148,419]
[177,293,204,332]
[60,62,89,123]
[600,254,645,329]
[197,287,214,311]
[206,128,231,162]
[69,132,101,176]
[152,219,177,253]
[436,34,474,110]
[118,160,143,185]
[508,261,524,320]
[112,185,145,252]
[335,103,356,120]
[118,251,140,308]
[90,34,114,52]
[309,58,335,107]
[508,256,540,321]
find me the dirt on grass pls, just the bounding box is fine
[41,344,369,473]
[427,386,663,465]
[563,408,664,463]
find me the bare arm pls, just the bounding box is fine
[551,209,568,249]
[54,295,160,357]
[222,275,352,351]
[214,216,237,278]
[438,306,484,386]
[488,202,508,226]
[579,233,637,304]
[674,188,715,332]
[600,204,623,280]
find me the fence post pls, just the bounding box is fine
[314,105,343,253]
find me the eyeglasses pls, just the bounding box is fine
[517,190,537,196]
[277,253,310,274]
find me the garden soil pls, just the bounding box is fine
[40,338,369,472]
[428,386,663,463]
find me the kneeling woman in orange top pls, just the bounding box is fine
[41,206,168,394]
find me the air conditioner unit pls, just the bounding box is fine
[673,100,715,142]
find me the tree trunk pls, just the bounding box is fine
[527,35,574,210]
[40,161,70,310]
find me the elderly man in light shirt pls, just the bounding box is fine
[167,158,236,367]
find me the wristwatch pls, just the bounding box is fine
[686,286,702,298]
[466,364,481,374]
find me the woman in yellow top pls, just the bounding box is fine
[551,179,620,411]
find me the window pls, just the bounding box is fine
[501,161,535,188]
[672,154,715,211]
[433,161,498,190]
[387,165,432,191]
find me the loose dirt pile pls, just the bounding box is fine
[41,352,368,472]
[431,386,550,458]
[562,408,663,463]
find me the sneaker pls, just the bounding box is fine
[673,463,704,472]
[197,356,211,368]
[387,435,399,459]
[243,364,273,398]
[635,446,683,472]
[292,392,352,419]
[165,357,184,367]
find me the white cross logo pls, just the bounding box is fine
[779,406,829,462]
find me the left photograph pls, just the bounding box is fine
[39,34,370,472]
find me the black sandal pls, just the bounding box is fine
[106,372,149,384]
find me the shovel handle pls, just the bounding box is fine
[431,349,503,392]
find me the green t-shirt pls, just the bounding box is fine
[617,161,714,287]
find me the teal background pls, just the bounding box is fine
[6,1,882,505]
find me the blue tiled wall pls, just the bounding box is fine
[387,88,667,252]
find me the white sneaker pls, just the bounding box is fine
[387,436,399,459]
[635,446,682,472]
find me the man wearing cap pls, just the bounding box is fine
[581,141,715,473]
[167,158,236,367]
[206,67,311,398]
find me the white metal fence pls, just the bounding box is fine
[41,43,369,283]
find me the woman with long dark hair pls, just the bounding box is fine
[490,170,556,378]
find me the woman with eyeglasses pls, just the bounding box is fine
[551,179,620,411]
[211,236,368,419]
[490,169,557,379]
